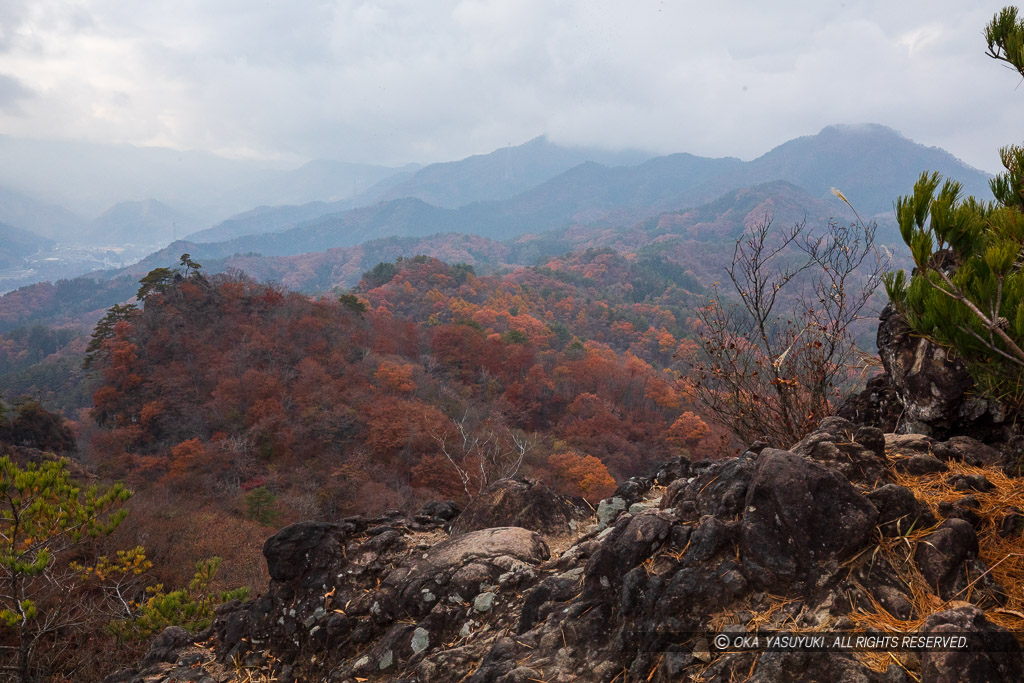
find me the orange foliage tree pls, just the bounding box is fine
[666,411,709,451]
[374,360,417,394]
[546,451,616,504]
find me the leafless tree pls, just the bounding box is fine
[686,214,884,447]
[432,412,536,498]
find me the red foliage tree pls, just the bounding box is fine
[546,451,616,503]
[667,411,710,451]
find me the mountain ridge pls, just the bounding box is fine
[182,123,991,258]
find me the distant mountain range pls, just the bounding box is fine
[0,123,998,299]
[100,179,889,296]
[182,124,993,259]
[364,135,652,208]
[186,136,653,244]
[0,175,929,332]
[736,124,990,215]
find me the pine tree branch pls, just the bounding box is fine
[926,268,1024,365]
[956,323,1024,367]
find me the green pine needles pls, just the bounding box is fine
[986,6,1024,79]
[884,7,1024,413]
[1,455,132,680]
[110,557,248,640]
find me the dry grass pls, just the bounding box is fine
[889,456,1024,629]
[846,453,1024,672]
[693,452,1024,678]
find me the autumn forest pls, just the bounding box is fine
[0,126,929,679]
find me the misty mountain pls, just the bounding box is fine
[0,123,995,302]
[183,124,992,260]
[183,150,773,255]
[364,135,653,208]
[496,153,745,221]
[187,137,651,244]
[240,159,421,207]
[743,123,993,216]
[0,136,279,221]
[81,199,203,247]
[16,180,858,314]
[0,136,412,235]
[530,180,853,255]
[0,175,911,331]
[500,123,993,220]
[0,185,87,240]
[0,222,53,269]
[182,198,457,258]
[186,201,354,244]
[180,190,601,259]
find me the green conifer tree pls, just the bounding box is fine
[884,6,1024,412]
[0,456,131,681]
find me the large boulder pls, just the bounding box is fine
[405,526,549,571]
[740,449,878,588]
[262,521,349,587]
[449,478,584,536]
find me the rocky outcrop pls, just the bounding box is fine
[790,417,888,485]
[840,306,1007,441]
[449,478,585,536]
[107,420,1024,683]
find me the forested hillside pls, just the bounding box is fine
[60,252,724,584]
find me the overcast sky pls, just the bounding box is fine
[0,1,1020,173]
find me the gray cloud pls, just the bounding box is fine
[0,0,1018,172]
[0,73,32,111]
